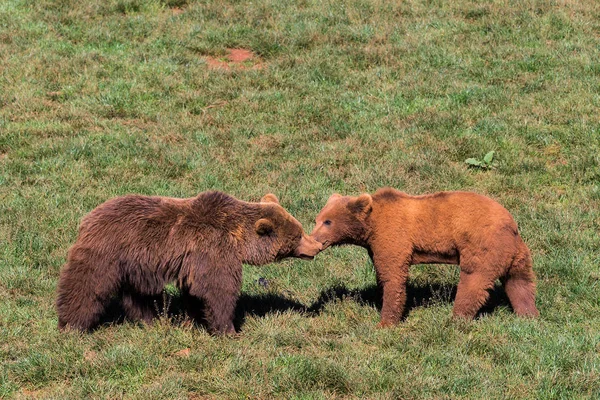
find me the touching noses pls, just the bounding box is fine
[296,234,323,259]
[312,235,324,252]
[305,234,323,253]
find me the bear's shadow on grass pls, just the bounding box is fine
[300,281,512,320]
[98,292,308,332]
[98,282,512,331]
[233,281,512,329]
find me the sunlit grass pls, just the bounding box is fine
[1,0,599,398]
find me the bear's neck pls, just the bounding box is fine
[348,220,373,248]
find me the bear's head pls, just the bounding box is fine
[309,193,373,249]
[250,194,322,263]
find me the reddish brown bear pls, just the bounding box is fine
[56,191,321,334]
[310,188,539,326]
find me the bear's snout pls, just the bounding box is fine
[294,235,323,260]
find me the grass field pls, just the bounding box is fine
[1,0,600,398]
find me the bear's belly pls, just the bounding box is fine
[411,250,459,265]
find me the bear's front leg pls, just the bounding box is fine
[203,292,238,334]
[187,258,242,335]
[371,251,411,327]
[188,283,239,334]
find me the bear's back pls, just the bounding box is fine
[77,191,250,248]
[69,192,249,273]
[80,195,173,236]
[372,188,518,235]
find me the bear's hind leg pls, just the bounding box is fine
[57,260,120,331]
[122,292,160,324]
[503,277,538,317]
[503,243,538,317]
[57,290,107,331]
[453,271,497,319]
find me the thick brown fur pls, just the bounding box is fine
[310,188,539,326]
[56,191,321,334]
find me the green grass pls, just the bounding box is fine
[1,0,600,398]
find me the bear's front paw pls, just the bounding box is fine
[219,323,237,336]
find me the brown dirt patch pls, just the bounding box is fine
[227,48,253,63]
[205,56,230,70]
[205,48,264,71]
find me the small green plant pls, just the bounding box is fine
[465,151,497,169]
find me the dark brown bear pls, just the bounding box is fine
[56,191,321,334]
[310,188,538,327]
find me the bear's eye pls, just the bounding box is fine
[323,220,332,226]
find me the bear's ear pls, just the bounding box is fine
[255,218,275,236]
[261,193,279,204]
[347,193,373,217]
